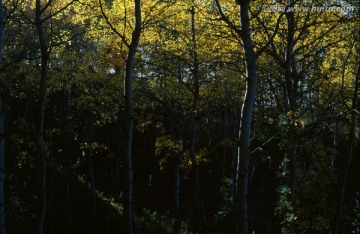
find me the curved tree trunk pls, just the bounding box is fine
[214,0,282,232]
[236,2,257,234]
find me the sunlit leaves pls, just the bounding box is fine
[155,135,210,172]
[155,135,182,170]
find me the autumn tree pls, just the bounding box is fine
[255,2,358,232]
[97,0,142,232]
[213,0,283,232]
[0,0,358,232]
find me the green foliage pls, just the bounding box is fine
[215,177,234,223]
[294,138,338,233]
[274,156,297,233]
[155,135,182,170]
[275,184,297,234]
[278,111,305,136]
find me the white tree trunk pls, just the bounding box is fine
[236,2,257,233]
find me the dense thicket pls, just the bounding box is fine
[0,0,359,233]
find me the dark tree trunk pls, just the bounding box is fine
[123,1,141,233]
[188,7,207,233]
[174,141,183,234]
[333,66,359,234]
[48,147,54,234]
[88,139,96,223]
[236,2,258,234]
[174,60,184,234]
[0,98,4,234]
[222,80,228,179]
[66,89,72,233]
[0,1,6,233]
[35,1,50,233]
[331,118,339,169]
[284,6,298,233]
[214,0,282,232]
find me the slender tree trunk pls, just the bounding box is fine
[124,59,134,234]
[87,138,96,223]
[331,118,339,169]
[231,145,238,210]
[284,6,298,233]
[123,1,141,233]
[48,148,54,234]
[66,159,72,233]
[222,80,228,179]
[174,61,184,234]
[215,0,281,232]
[188,7,207,233]
[286,135,298,234]
[0,1,6,233]
[66,89,72,233]
[174,139,183,234]
[222,112,227,179]
[35,1,49,233]
[333,66,359,234]
[0,97,4,234]
[236,2,258,234]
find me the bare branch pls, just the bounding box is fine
[41,0,79,23]
[214,0,242,37]
[98,0,129,48]
[255,10,285,58]
[142,0,174,29]
[40,0,53,14]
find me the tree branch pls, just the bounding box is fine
[41,0,79,23]
[98,0,129,48]
[255,10,285,58]
[214,0,242,37]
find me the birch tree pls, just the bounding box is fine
[214,0,282,232]
[98,0,142,232]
